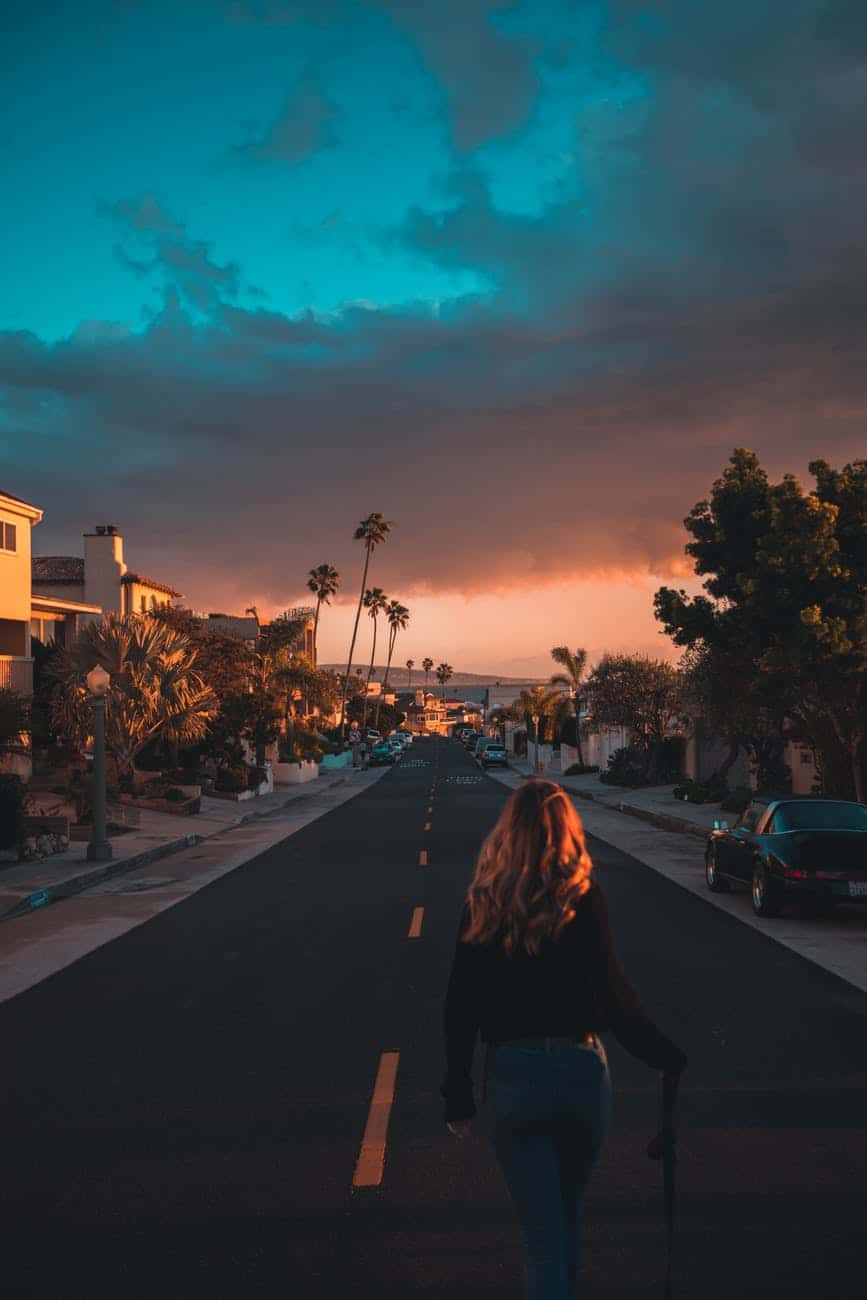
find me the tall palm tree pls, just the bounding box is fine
[362,587,388,727]
[376,601,410,726]
[422,657,434,688]
[549,646,589,767]
[339,512,392,737]
[405,658,415,688]
[436,662,453,702]
[306,563,340,667]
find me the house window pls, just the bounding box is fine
[0,522,17,553]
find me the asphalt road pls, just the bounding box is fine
[1,736,865,1298]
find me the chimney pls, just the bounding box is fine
[84,524,127,615]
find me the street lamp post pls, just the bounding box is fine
[531,712,541,775]
[86,664,113,863]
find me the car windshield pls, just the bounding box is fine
[775,801,867,832]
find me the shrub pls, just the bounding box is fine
[720,785,752,814]
[164,786,186,802]
[0,774,24,850]
[215,766,249,793]
[672,779,711,804]
[655,736,686,783]
[247,764,267,790]
[599,746,649,787]
[563,763,600,776]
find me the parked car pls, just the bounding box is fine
[365,729,382,744]
[479,744,508,768]
[461,730,478,746]
[368,741,395,766]
[388,737,404,760]
[394,730,413,747]
[474,738,499,762]
[704,797,867,917]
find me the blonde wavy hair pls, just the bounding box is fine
[462,779,594,957]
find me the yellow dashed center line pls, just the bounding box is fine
[353,1051,400,1188]
[407,906,424,938]
[419,849,428,866]
[424,821,432,831]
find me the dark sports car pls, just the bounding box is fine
[705,797,867,918]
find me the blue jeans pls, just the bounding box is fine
[489,1039,612,1299]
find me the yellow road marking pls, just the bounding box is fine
[419,849,428,866]
[427,804,433,814]
[353,1051,400,1188]
[408,906,424,938]
[424,821,432,831]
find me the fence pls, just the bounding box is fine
[0,657,33,694]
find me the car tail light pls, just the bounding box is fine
[780,866,808,879]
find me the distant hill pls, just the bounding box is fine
[320,666,542,686]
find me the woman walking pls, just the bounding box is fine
[442,780,686,1298]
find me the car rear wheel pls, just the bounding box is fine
[705,848,729,893]
[752,863,783,918]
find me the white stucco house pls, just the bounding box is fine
[32,523,182,624]
[0,490,103,696]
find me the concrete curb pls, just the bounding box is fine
[0,775,349,923]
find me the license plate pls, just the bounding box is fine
[848,882,867,898]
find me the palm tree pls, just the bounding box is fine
[306,563,340,666]
[549,646,589,767]
[49,613,216,785]
[422,657,434,688]
[405,658,415,688]
[436,662,453,702]
[363,590,387,702]
[376,601,410,726]
[339,512,392,737]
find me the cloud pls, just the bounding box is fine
[237,69,338,163]
[7,1,867,616]
[375,0,541,152]
[105,194,241,311]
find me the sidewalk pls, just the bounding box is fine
[503,755,720,840]
[0,772,360,922]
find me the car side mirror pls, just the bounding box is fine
[713,819,730,831]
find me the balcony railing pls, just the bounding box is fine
[0,656,33,694]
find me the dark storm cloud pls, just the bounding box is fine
[104,194,241,311]
[6,1,867,607]
[237,68,339,163]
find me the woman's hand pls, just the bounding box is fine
[447,1119,473,1139]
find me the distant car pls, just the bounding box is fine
[394,730,413,747]
[365,729,382,744]
[474,738,499,762]
[705,797,867,918]
[388,737,404,759]
[466,734,487,754]
[368,741,395,766]
[479,744,508,768]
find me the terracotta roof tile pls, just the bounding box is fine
[32,556,85,583]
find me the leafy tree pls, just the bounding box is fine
[49,614,216,785]
[585,653,685,782]
[263,610,309,655]
[339,513,392,737]
[422,657,433,686]
[306,563,341,665]
[548,646,589,765]
[655,450,867,798]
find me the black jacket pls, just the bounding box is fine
[442,880,687,1121]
